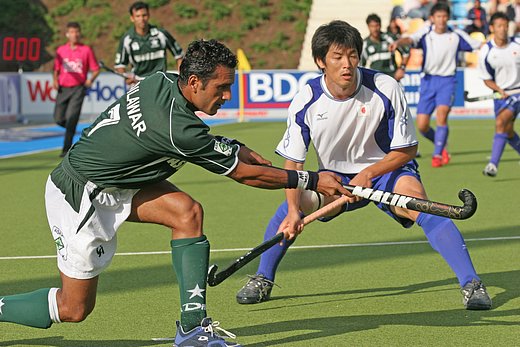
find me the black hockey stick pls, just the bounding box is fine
[98,60,144,80]
[207,194,352,287]
[207,187,477,286]
[344,185,477,220]
[464,89,520,102]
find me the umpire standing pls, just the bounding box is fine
[53,22,100,157]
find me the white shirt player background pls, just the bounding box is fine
[410,25,482,76]
[478,37,520,90]
[276,69,418,174]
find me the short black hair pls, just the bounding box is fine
[490,11,510,25]
[66,22,81,30]
[311,20,362,71]
[430,2,450,17]
[129,1,149,15]
[179,39,237,87]
[366,14,381,25]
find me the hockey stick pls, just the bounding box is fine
[342,185,477,220]
[464,89,520,102]
[98,60,144,80]
[206,194,351,287]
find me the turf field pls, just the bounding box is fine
[0,119,519,346]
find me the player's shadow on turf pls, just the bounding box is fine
[0,336,166,347]
[234,271,519,346]
[252,269,518,311]
[233,307,520,347]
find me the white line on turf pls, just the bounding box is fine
[1,235,519,261]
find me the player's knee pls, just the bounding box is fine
[176,198,204,230]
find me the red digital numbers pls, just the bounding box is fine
[1,36,41,62]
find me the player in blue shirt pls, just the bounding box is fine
[235,20,491,312]
[478,12,520,177]
[390,3,482,168]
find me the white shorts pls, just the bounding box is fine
[45,176,139,279]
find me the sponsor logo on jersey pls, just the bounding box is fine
[316,111,328,120]
[214,141,232,156]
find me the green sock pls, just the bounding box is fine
[0,288,52,328]
[171,235,209,332]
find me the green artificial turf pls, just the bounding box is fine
[1,119,519,346]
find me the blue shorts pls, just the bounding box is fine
[320,161,421,228]
[417,75,456,115]
[494,92,520,119]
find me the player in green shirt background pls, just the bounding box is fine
[115,1,184,86]
[361,13,409,82]
[0,39,349,347]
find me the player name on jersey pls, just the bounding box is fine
[126,82,147,136]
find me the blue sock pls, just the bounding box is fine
[490,133,508,166]
[257,201,295,281]
[420,128,435,143]
[416,213,478,286]
[433,125,448,156]
[507,132,520,154]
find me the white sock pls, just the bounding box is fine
[48,288,61,323]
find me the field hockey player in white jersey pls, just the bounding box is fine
[390,3,482,168]
[235,20,492,312]
[478,11,520,177]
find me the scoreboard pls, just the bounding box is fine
[0,35,45,71]
[1,36,42,62]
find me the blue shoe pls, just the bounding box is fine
[174,317,241,346]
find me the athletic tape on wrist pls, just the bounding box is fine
[286,170,319,190]
[296,170,309,190]
[305,171,319,191]
[286,170,298,189]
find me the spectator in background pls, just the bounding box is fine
[406,0,433,20]
[53,22,100,158]
[506,0,520,34]
[361,14,409,81]
[466,0,489,35]
[115,1,184,86]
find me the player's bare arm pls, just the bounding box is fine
[279,160,305,240]
[483,79,507,98]
[389,36,412,52]
[237,145,272,166]
[350,145,418,188]
[228,161,348,197]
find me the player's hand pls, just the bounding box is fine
[277,211,304,241]
[394,68,405,82]
[388,42,398,52]
[347,171,373,203]
[238,146,272,166]
[84,79,93,89]
[52,81,59,90]
[317,171,350,197]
